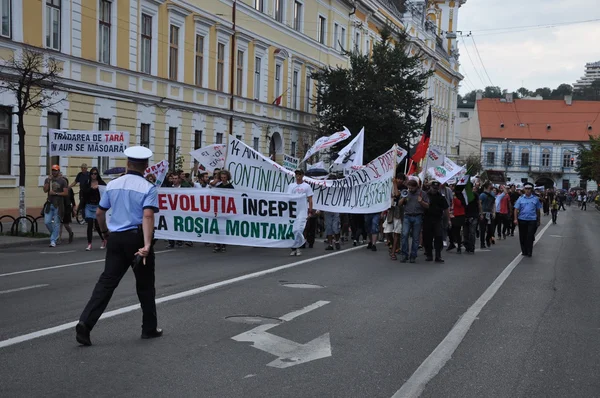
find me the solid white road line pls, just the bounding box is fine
[392,220,553,398]
[0,250,174,278]
[39,251,76,254]
[0,246,362,349]
[0,284,49,295]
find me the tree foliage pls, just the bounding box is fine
[311,26,432,162]
[0,48,64,217]
[576,135,600,184]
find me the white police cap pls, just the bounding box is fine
[523,182,534,188]
[124,146,152,162]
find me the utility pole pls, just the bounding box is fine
[228,0,237,138]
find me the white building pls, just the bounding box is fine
[573,61,600,90]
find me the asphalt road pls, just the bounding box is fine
[0,206,598,397]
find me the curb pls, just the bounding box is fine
[0,236,89,250]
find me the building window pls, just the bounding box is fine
[291,141,296,157]
[562,179,570,190]
[541,149,550,167]
[293,1,302,31]
[217,43,225,92]
[365,38,370,55]
[168,127,177,170]
[563,152,574,168]
[216,133,223,144]
[521,150,529,166]
[0,107,10,175]
[340,27,346,50]
[236,135,242,140]
[253,137,259,151]
[305,73,311,112]
[140,14,152,74]
[98,119,110,174]
[254,57,261,100]
[99,0,111,64]
[46,112,60,174]
[195,35,204,87]
[254,0,264,12]
[169,25,179,80]
[193,129,202,168]
[46,0,61,51]
[0,0,10,38]
[140,123,150,148]
[275,64,281,100]
[292,70,299,109]
[275,0,283,22]
[354,31,360,52]
[486,151,495,166]
[236,50,244,96]
[318,16,326,45]
[459,111,469,118]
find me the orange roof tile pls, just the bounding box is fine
[477,98,600,142]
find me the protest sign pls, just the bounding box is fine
[226,138,397,213]
[49,129,128,157]
[334,128,364,171]
[190,144,226,172]
[282,154,300,171]
[153,188,307,248]
[301,127,351,163]
[426,148,445,169]
[144,160,169,186]
[428,157,463,184]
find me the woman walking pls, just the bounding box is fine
[447,188,466,254]
[213,169,234,252]
[81,167,106,251]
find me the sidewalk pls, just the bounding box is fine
[0,222,89,249]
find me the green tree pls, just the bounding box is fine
[575,135,600,183]
[550,83,573,98]
[311,25,432,162]
[533,87,552,99]
[484,86,503,98]
[516,87,533,98]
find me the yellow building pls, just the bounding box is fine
[0,0,465,216]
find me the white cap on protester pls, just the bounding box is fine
[124,146,152,162]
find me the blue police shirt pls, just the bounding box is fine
[98,171,159,232]
[514,194,541,221]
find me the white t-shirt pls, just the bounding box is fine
[194,182,210,189]
[287,182,314,198]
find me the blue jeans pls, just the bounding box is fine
[402,215,422,259]
[44,204,61,244]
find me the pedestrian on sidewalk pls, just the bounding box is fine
[81,167,106,251]
[514,183,541,257]
[76,146,162,346]
[42,165,68,247]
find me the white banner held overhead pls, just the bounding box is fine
[49,129,129,157]
[301,127,352,163]
[426,148,445,169]
[153,188,308,248]
[144,160,169,187]
[334,127,364,171]
[282,154,300,171]
[428,157,463,185]
[190,144,226,173]
[226,137,397,214]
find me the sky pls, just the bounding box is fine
[456,0,600,95]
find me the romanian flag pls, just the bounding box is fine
[408,107,432,175]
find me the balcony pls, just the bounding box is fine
[528,165,564,174]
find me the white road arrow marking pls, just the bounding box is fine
[232,300,332,369]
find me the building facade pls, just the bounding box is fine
[477,97,598,190]
[573,61,600,90]
[0,0,465,215]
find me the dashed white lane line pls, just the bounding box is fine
[0,246,362,349]
[392,219,553,398]
[39,250,76,254]
[0,284,49,295]
[0,250,174,278]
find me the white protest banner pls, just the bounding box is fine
[308,161,325,170]
[49,129,129,157]
[190,144,226,172]
[426,148,445,169]
[334,127,364,170]
[427,156,463,184]
[226,137,396,213]
[282,154,299,171]
[153,188,307,248]
[395,146,408,166]
[301,127,351,163]
[144,160,169,186]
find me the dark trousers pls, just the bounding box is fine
[495,213,510,237]
[304,216,317,246]
[480,216,494,247]
[450,215,465,248]
[350,214,367,242]
[518,220,537,256]
[80,230,157,332]
[463,217,478,252]
[558,202,566,211]
[86,218,104,243]
[551,209,558,223]
[422,217,443,258]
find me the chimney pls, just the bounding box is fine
[506,93,513,103]
[476,90,483,101]
[565,95,573,106]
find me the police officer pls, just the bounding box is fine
[76,146,162,346]
[513,182,542,257]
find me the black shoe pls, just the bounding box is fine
[353,240,357,247]
[457,248,462,254]
[308,243,314,248]
[68,231,74,244]
[166,244,174,249]
[300,243,306,249]
[141,328,163,339]
[325,245,334,251]
[481,244,486,250]
[371,245,377,252]
[76,321,92,346]
[366,242,373,249]
[435,258,445,263]
[409,258,416,263]
[446,243,456,252]
[401,257,409,263]
[425,256,433,261]
[335,242,341,250]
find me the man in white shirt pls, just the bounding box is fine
[286,169,314,256]
[194,171,210,188]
